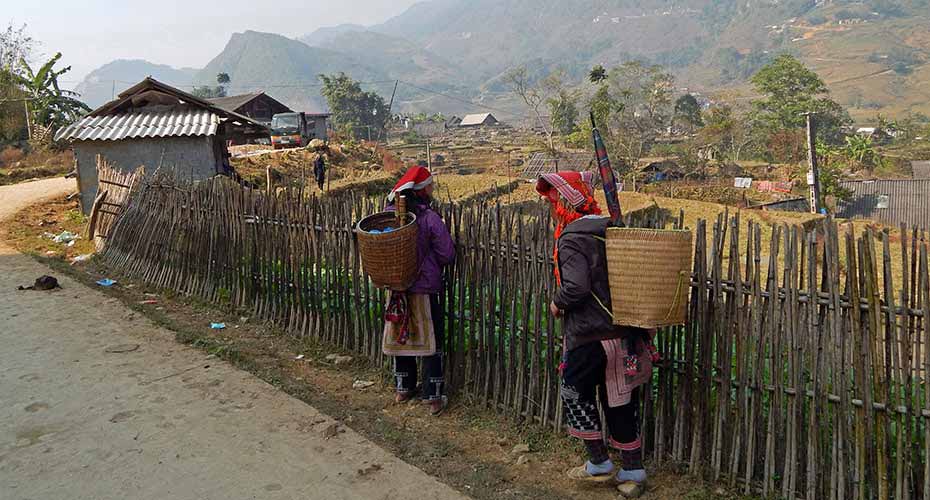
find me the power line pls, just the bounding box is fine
[55,76,535,121]
[64,79,398,90]
[396,80,529,119]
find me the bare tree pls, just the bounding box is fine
[599,62,675,167]
[504,66,556,151]
[0,22,34,72]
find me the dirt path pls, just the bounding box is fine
[0,178,469,499]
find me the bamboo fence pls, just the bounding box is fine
[88,155,143,250]
[100,173,930,499]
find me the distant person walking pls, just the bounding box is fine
[313,154,326,191]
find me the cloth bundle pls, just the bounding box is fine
[382,292,436,356]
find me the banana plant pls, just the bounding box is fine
[14,52,90,134]
[843,134,879,169]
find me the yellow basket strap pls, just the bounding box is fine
[662,270,689,323]
[591,291,614,319]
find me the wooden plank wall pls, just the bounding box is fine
[101,174,930,499]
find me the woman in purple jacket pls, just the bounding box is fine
[386,166,455,415]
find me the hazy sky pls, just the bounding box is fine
[6,0,421,83]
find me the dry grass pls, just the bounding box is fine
[0,146,25,165]
[0,148,73,185]
[2,194,95,259]
[433,173,518,202]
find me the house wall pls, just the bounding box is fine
[74,135,218,213]
[239,96,292,124]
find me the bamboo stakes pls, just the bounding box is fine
[98,173,930,499]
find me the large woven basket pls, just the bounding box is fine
[356,211,419,290]
[604,227,693,328]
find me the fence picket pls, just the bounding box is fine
[97,173,930,499]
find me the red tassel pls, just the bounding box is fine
[648,343,662,363]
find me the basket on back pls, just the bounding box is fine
[356,210,419,291]
[604,227,693,329]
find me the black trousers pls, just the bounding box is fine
[394,294,445,401]
[561,341,640,450]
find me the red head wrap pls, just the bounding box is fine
[537,171,602,283]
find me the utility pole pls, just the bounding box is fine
[382,80,399,143]
[23,100,32,140]
[805,112,822,214]
[426,137,433,180]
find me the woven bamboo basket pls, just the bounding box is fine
[604,227,693,328]
[356,211,419,291]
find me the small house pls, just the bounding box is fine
[636,159,682,183]
[445,115,462,128]
[208,92,292,126]
[459,113,499,128]
[836,179,930,230]
[55,77,268,213]
[855,127,893,145]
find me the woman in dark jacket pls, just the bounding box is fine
[537,171,652,496]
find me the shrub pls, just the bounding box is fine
[0,146,24,166]
[807,14,827,25]
[401,131,422,144]
[834,9,859,21]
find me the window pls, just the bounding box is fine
[876,194,890,209]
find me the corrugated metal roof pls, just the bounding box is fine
[459,113,497,126]
[55,109,219,142]
[836,179,930,230]
[207,93,263,113]
[521,152,592,179]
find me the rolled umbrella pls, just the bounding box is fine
[591,112,623,225]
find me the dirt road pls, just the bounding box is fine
[0,178,468,500]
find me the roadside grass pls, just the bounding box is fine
[0,148,73,186]
[2,195,95,259]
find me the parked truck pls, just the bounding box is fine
[270,112,329,149]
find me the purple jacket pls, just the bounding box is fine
[387,203,455,294]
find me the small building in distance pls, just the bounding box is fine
[636,158,683,183]
[912,160,930,179]
[445,115,462,128]
[55,77,268,213]
[208,92,292,126]
[836,179,930,230]
[459,113,500,127]
[855,127,894,145]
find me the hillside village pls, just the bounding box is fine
[2,2,930,500]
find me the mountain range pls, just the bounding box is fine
[72,0,930,121]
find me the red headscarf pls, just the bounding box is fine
[388,166,433,202]
[536,171,602,283]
